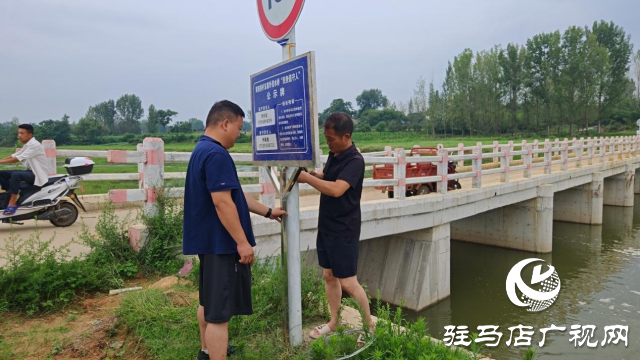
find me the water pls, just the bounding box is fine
[401,195,640,359]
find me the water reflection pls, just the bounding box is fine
[400,197,640,359]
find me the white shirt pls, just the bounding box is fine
[12,137,49,187]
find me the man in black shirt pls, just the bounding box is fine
[297,112,373,339]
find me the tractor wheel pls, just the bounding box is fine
[416,185,431,195]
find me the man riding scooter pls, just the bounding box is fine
[0,124,50,215]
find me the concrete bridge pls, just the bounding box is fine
[35,136,640,311]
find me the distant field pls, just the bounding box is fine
[1,131,635,195]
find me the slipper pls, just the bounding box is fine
[357,334,366,347]
[2,206,17,216]
[309,324,334,339]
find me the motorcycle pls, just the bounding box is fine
[0,157,95,227]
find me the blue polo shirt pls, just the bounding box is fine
[182,135,255,255]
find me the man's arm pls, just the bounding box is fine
[0,156,19,165]
[297,171,350,198]
[211,190,254,266]
[244,194,286,222]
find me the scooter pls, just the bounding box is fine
[0,157,95,227]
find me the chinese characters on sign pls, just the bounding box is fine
[443,324,628,348]
[251,52,317,167]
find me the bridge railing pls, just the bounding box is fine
[40,135,640,212]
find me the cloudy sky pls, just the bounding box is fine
[1,0,639,124]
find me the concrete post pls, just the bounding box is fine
[554,138,560,158]
[357,224,451,311]
[523,144,532,178]
[137,143,144,189]
[533,139,539,159]
[142,137,164,217]
[437,148,448,194]
[576,137,584,168]
[603,165,637,207]
[561,139,569,172]
[492,141,499,164]
[451,185,554,253]
[500,145,510,183]
[457,143,464,168]
[587,137,594,166]
[599,137,605,164]
[508,140,514,165]
[472,142,482,188]
[384,145,392,157]
[393,148,406,200]
[42,140,57,176]
[553,172,603,225]
[544,139,552,175]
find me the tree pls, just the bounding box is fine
[355,123,371,132]
[189,118,205,132]
[242,121,251,132]
[356,89,389,115]
[500,43,526,135]
[115,94,144,134]
[146,104,177,134]
[374,122,387,132]
[36,117,71,144]
[632,49,640,100]
[86,100,117,134]
[359,108,407,128]
[74,118,108,144]
[319,99,356,125]
[0,117,20,147]
[169,121,192,133]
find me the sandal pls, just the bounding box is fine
[2,206,17,216]
[309,324,334,339]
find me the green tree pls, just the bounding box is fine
[169,121,192,133]
[189,118,205,132]
[360,108,407,128]
[356,89,389,115]
[374,121,387,132]
[355,122,371,132]
[115,94,144,134]
[86,100,117,134]
[500,44,526,135]
[74,118,108,144]
[36,117,72,144]
[319,98,356,125]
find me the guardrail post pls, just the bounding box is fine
[385,145,392,157]
[137,143,144,189]
[437,147,448,194]
[561,139,569,171]
[524,144,532,178]
[508,140,514,166]
[533,139,539,159]
[42,140,57,176]
[576,137,583,168]
[472,142,482,188]
[554,138,560,158]
[544,139,552,175]
[393,148,406,200]
[599,137,606,163]
[500,145,510,182]
[457,143,464,168]
[142,137,164,217]
[492,141,499,164]
[587,137,594,166]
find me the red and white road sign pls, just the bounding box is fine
[257,0,305,41]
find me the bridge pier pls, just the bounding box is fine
[450,185,554,253]
[553,172,603,225]
[634,167,640,194]
[603,165,636,207]
[357,224,450,312]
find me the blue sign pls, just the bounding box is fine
[251,52,317,166]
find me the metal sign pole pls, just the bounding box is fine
[278,27,303,347]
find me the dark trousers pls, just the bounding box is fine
[0,170,36,195]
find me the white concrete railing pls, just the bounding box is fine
[40,136,640,212]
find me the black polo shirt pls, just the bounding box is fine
[318,143,365,237]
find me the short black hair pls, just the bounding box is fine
[205,100,245,128]
[18,124,34,134]
[323,112,354,137]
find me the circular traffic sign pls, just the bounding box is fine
[257,0,305,41]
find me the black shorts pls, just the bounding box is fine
[316,231,359,279]
[198,253,252,324]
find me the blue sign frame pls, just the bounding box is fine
[251,52,318,167]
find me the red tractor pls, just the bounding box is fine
[373,147,462,198]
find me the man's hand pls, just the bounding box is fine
[237,242,255,266]
[297,171,312,184]
[309,169,324,179]
[269,207,287,223]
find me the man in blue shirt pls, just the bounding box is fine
[183,100,285,360]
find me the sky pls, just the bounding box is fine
[1,0,639,125]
